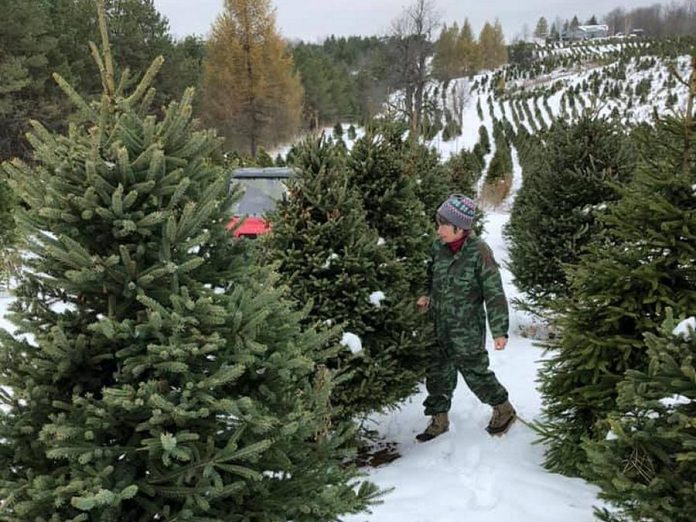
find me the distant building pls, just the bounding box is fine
[564,24,609,41]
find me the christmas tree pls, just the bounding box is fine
[482,122,513,206]
[536,86,696,477]
[401,134,451,222]
[262,134,429,419]
[587,313,696,522]
[505,115,635,311]
[348,122,434,293]
[0,4,376,519]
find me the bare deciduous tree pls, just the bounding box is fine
[386,0,440,137]
[603,1,696,37]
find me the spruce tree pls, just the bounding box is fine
[404,138,451,221]
[505,115,635,310]
[478,124,491,154]
[262,135,429,418]
[0,0,56,159]
[444,148,481,198]
[536,109,696,477]
[347,123,434,293]
[481,122,513,206]
[587,314,696,522]
[0,5,376,519]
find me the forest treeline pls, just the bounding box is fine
[2,0,696,160]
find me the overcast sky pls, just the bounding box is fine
[152,0,667,42]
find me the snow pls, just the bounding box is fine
[0,296,12,334]
[659,395,691,408]
[341,332,363,355]
[369,291,385,308]
[673,317,696,340]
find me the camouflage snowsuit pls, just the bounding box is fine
[423,234,509,415]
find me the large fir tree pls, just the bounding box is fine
[407,138,452,221]
[478,20,507,70]
[263,135,429,418]
[505,115,635,310]
[431,23,461,82]
[536,103,696,477]
[0,5,376,519]
[347,123,434,294]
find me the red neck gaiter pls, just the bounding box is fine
[447,230,470,254]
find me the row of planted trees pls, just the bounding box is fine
[504,61,696,521]
[0,2,485,518]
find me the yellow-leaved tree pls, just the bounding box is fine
[478,19,507,70]
[201,0,303,155]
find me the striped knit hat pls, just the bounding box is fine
[436,194,476,230]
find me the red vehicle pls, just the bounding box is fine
[226,167,296,238]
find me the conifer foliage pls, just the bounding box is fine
[263,135,429,418]
[402,135,451,222]
[505,115,635,309]
[587,315,696,522]
[536,100,696,477]
[0,173,17,287]
[348,123,433,293]
[0,174,15,250]
[0,4,375,519]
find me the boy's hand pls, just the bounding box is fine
[416,296,430,312]
[494,337,508,350]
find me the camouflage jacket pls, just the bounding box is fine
[426,234,509,340]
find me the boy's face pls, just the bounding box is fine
[437,222,466,244]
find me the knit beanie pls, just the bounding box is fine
[436,194,476,230]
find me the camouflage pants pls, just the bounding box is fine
[423,332,508,415]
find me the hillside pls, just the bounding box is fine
[429,37,692,157]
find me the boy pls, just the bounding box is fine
[416,194,515,441]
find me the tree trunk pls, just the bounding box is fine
[241,2,258,156]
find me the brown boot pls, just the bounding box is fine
[486,400,516,436]
[416,412,449,442]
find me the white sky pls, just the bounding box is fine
[153,0,668,42]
